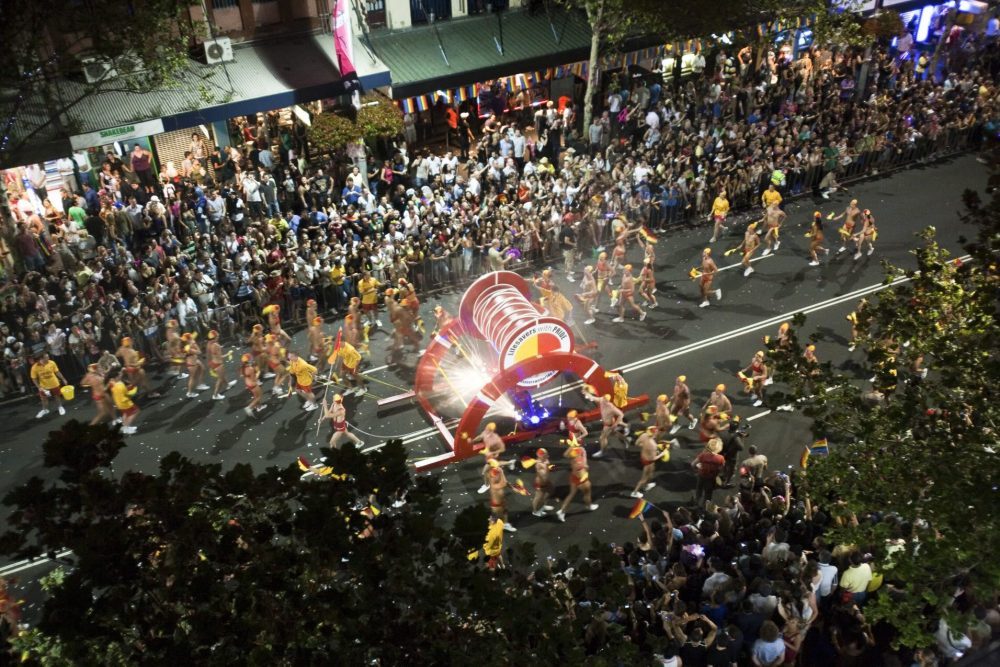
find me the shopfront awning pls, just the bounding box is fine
[371,9,597,100]
[2,32,391,167]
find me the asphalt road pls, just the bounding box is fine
[0,154,987,582]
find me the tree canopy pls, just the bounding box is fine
[763,165,1000,648]
[0,423,648,665]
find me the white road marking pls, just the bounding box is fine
[0,549,73,576]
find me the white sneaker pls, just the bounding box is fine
[743,267,754,277]
[821,191,830,200]
[848,343,856,352]
[639,310,647,322]
[57,405,66,415]
[477,484,489,494]
[837,246,846,254]
[373,320,383,328]
[622,424,631,436]
[809,260,820,266]
[761,248,771,257]
[178,373,189,379]
[112,417,122,425]
[774,241,781,251]
[867,246,875,256]
[556,510,566,523]
[612,316,624,323]
[669,424,681,435]
[213,394,225,400]
[255,404,267,412]
[542,505,555,511]
[920,368,928,379]
[36,409,49,419]
[227,379,238,387]
[503,523,517,532]
[272,386,284,395]
[588,504,599,511]
[753,399,763,407]
[644,482,656,491]
[584,318,596,325]
[750,393,758,403]
[630,491,643,498]
[244,406,254,417]
[186,392,199,398]
[304,402,319,412]
[354,387,368,397]
[566,276,575,283]
[195,384,210,391]
[532,510,547,517]
[853,252,862,260]
[699,300,710,308]
[122,426,137,435]
[709,236,717,243]
[715,288,722,300]
[592,450,604,458]
[262,372,276,379]
[687,421,696,430]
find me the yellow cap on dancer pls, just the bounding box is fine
[333,394,343,402]
[486,422,497,431]
[657,394,668,402]
[567,410,578,418]
[716,384,725,392]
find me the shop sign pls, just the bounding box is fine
[69,119,166,151]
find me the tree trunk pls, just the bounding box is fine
[582,1,603,135]
[928,9,957,82]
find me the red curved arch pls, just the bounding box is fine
[451,351,617,461]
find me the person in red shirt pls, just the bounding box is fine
[693,437,725,505]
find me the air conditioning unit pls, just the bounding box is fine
[204,37,234,65]
[81,57,117,84]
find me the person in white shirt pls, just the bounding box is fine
[645,109,660,131]
[816,550,839,601]
[692,51,706,76]
[242,173,263,219]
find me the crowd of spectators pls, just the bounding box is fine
[2,26,998,397]
[519,455,999,665]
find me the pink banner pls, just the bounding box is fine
[333,0,356,78]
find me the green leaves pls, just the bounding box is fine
[767,213,1000,648]
[308,95,404,154]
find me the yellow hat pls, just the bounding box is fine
[657,394,668,402]
[385,288,395,297]
[716,384,725,392]
[603,394,611,401]
[264,334,275,343]
[707,437,723,454]
[166,319,179,329]
[183,344,191,353]
[599,252,607,259]
[703,248,711,255]
[486,422,497,431]
[181,333,192,341]
[240,353,251,363]
[488,458,500,468]
[434,305,443,313]
[333,394,343,403]
[312,317,323,325]
[748,221,758,229]
[542,269,551,276]
[806,344,816,352]
[207,330,218,339]
[252,324,263,332]
[624,264,633,272]
[87,363,99,371]
[567,410,578,419]
[121,337,132,347]
[677,375,686,383]
[706,405,719,415]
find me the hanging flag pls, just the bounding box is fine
[520,455,537,469]
[332,0,357,79]
[639,226,658,245]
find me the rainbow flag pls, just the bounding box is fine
[800,438,829,468]
[639,226,658,245]
[628,498,657,519]
[520,455,537,469]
